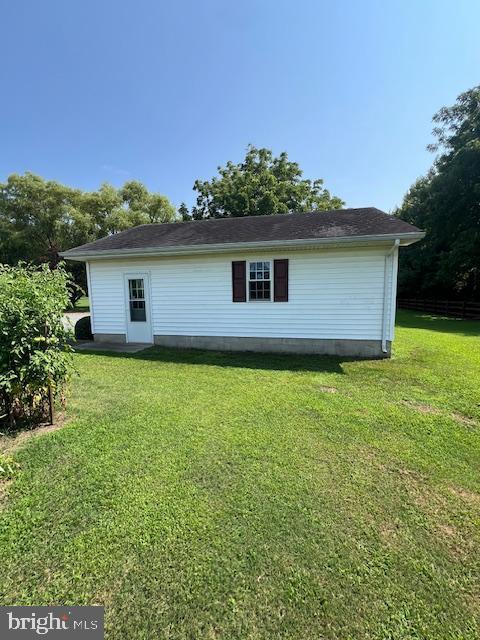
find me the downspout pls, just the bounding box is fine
[381,239,400,353]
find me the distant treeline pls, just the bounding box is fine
[395,85,480,302]
[0,175,176,302]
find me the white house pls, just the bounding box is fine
[62,208,424,357]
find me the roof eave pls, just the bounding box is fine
[60,232,425,262]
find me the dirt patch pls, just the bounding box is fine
[318,386,338,394]
[448,485,480,507]
[0,413,68,456]
[402,401,478,428]
[402,400,441,415]
[437,523,457,538]
[450,412,478,428]
[390,469,477,559]
[378,523,399,546]
[435,522,473,559]
[383,460,448,514]
[407,480,446,513]
[386,461,427,483]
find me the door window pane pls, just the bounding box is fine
[128,278,146,321]
[129,279,144,300]
[129,300,146,322]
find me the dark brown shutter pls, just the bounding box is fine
[274,259,289,302]
[232,261,247,302]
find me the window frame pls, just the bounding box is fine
[247,259,273,302]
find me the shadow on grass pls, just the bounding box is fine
[74,312,479,373]
[74,345,354,374]
[396,309,480,336]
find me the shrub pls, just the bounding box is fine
[0,263,74,430]
[75,316,93,340]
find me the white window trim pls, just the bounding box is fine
[247,259,273,302]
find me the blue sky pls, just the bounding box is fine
[1,0,479,212]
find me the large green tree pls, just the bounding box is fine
[0,173,176,302]
[396,86,480,300]
[120,180,175,224]
[188,145,343,219]
[0,173,81,267]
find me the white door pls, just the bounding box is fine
[124,273,153,343]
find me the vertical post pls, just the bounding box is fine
[48,384,54,425]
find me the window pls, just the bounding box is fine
[128,278,146,322]
[248,261,271,301]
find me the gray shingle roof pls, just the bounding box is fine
[62,208,422,256]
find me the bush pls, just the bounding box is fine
[75,315,93,340]
[0,263,74,430]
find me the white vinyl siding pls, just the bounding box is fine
[88,246,398,341]
[88,267,125,336]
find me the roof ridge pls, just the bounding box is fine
[127,207,382,230]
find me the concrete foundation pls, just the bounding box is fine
[94,333,127,344]
[153,334,391,358]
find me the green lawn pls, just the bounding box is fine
[74,295,90,311]
[1,311,479,639]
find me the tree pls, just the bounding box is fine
[191,145,344,219]
[79,183,123,236]
[396,86,480,300]
[120,181,176,225]
[0,173,81,267]
[146,193,176,223]
[0,173,176,303]
[178,202,190,221]
[120,180,150,212]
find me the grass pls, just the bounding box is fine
[74,295,90,311]
[0,310,479,639]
